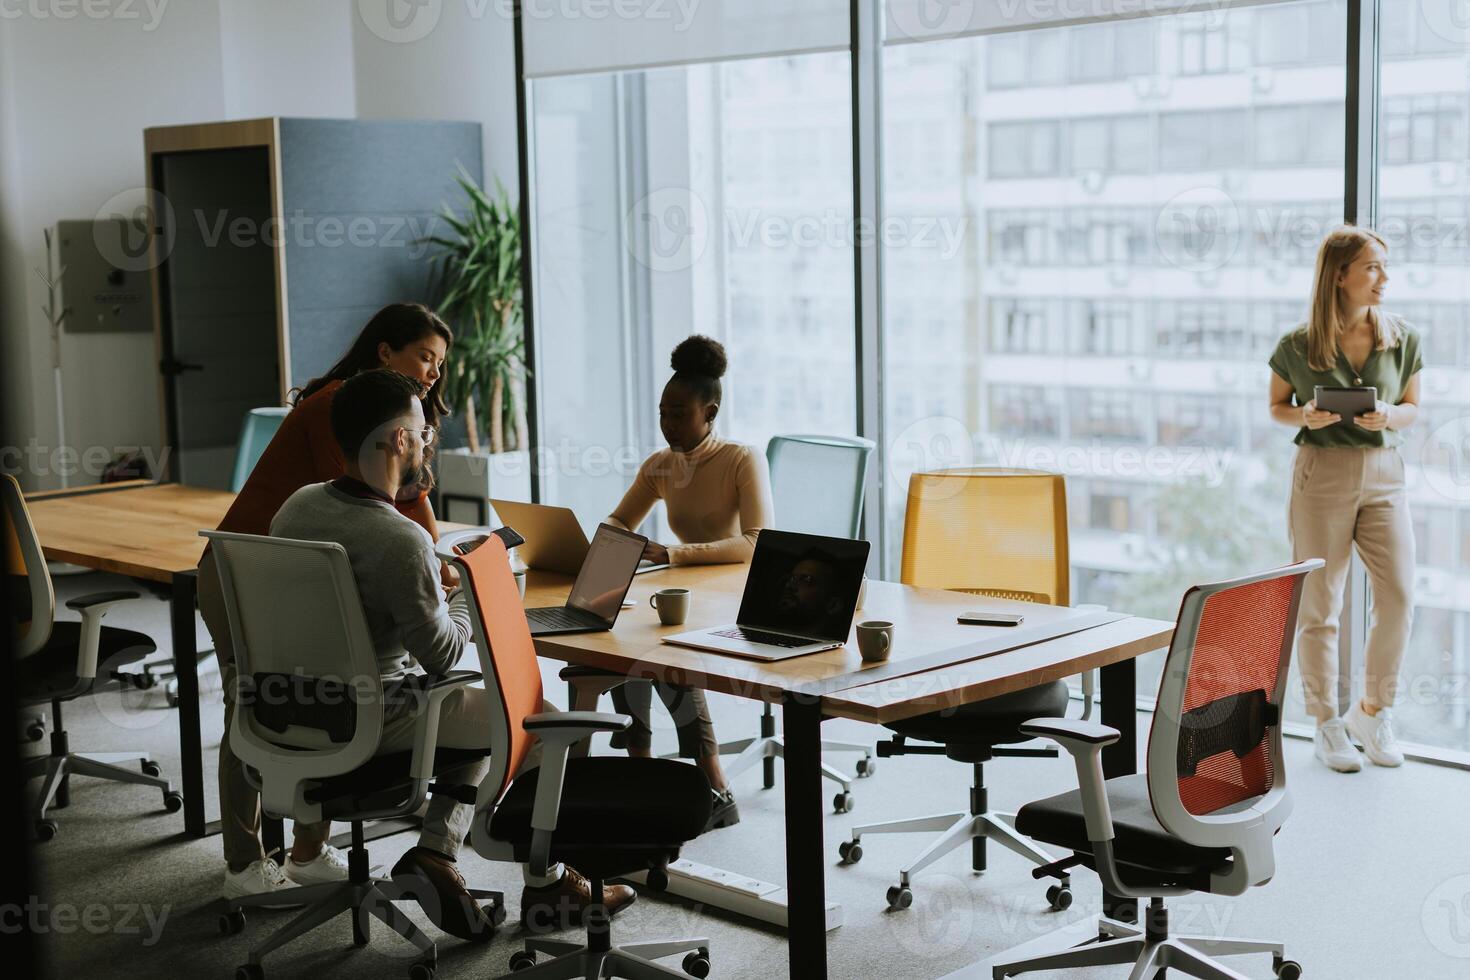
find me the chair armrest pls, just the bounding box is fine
[67,591,143,681]
[519,710,634,876]
[1022,716,1118,847]
[65,590,140,611]
[434,525,526,564]
[524,711,632,740]
[1020,717,1120,747]
[395,671,482,782]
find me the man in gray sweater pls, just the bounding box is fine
[271,369,633,939]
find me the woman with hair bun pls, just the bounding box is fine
[604,334,775,830]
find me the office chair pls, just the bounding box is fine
[124,407,291,705]
[204,529,503,980]
[231,407,291,493]
[4,474,180,841]
[838,468,1086,911]
[713,434,878,809]
[439,528,715,980]
[990,560,1320,980]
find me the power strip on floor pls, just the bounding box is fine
[623,858,843,931]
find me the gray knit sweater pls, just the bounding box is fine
[270,482,470,679]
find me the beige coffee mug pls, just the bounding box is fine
[649,588,691,626]
[856,620,894,663]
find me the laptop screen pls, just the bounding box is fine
[567,523,647,623]
[736,529,871,642]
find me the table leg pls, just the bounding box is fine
[782,694,827,979]
[171,571,206,838]
[1099,656,1138,923]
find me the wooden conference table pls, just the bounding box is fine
[26,481,1174,979]
[521,564,1173,980]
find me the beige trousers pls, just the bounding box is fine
[1287,445,1415,723]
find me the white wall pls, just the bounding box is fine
[1,0,518,490]
[351,1,520,197]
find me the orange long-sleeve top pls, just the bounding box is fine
[212,380,429,538]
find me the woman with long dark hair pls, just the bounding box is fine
[199,303,452,902]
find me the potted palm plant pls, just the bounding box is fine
[423,171,532,517]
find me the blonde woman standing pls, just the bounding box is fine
[1268,226,1421,773]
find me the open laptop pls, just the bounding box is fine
[490,499,670,576]
[524,523,648,636]
[662,529,871,661]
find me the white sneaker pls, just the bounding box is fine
[1344,703,1405,768]
[284,843,351,886]
[223,858,300,908]
[1314,718,1363,773]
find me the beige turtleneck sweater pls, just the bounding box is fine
[607,435,774,565]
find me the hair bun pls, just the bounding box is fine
[670,334,727,380]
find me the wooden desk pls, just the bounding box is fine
[26,482,234,838]
[523,566,1173,980]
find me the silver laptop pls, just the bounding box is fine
[490,499,670,576]
[663,529,871,662]
[525,523,648,636]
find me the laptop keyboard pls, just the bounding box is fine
[528,607,595,630]
[710,627,808,648]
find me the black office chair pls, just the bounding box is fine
[5,474,180,841]
[440,528,715,980]
[205,529,504,980]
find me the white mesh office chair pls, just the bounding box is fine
[991,560,1321,980]
[204,529,501,980]
[5,474,179,841]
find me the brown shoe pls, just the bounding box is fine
[520,866,636,933]
[390,847,498,942]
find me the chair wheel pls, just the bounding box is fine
[646,867,670,892]
[484,900,507,927]
[218,909,246,935]
[163,791,184,813]
[235,966,264,980]
[141,760,162,778]
[1046,884,1072,911]
[508,950,537,971]
[1275,959,1302,980]
[833,792,854,813]
[408,961,435,980]
[855,758,875,777]
[34,819,58,842]
[837,840,863,864]
[682,949,711,978]
[25,722,45,742]
[886,885,913,911]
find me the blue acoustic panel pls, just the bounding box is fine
[277,118,483,390]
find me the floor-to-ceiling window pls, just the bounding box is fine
[519,1,1470,757]
[531,52,856,530]
[880,1,1349,705]
[1378,2,1470,751]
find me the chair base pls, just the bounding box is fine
[716,733,870,801]
[992,913,1293,980]
[508,936,711,980]
[844,808,1065,910]
[27,748,177,839]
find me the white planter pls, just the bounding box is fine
[437,447,533,525]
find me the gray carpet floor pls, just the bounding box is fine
[22,569,1470,979]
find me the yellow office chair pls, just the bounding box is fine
[839,468,1085,912]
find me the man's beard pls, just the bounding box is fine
[403,449,433,492]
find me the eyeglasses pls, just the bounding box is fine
[404,423,435,444]
[784,573,820,587]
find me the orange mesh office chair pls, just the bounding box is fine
[992,560,1320,980]
[839,468,1083,912]
[440,529,716,980]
